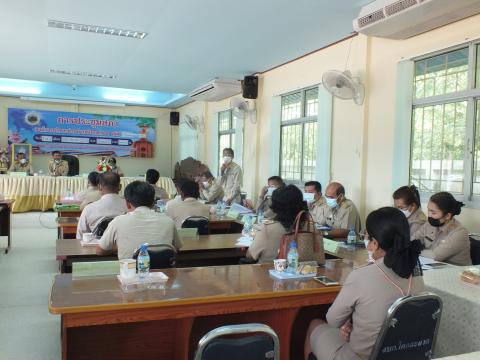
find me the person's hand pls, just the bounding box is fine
[260,186,268,198]
[243,199,254,210]
[340,320,353,342]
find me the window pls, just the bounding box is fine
[410,44,480,203]
[218,110,235,165]
[280,87,318,182]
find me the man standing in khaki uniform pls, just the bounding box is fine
[219,148,243,205]
[315,181,361,238]
[48,151,69,176]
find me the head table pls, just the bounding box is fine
[0,175,176,212]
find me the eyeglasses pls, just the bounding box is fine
[359,232,370,241]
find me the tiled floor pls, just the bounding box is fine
[0,212,60,360]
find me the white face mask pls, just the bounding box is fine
[303,192,315,203]
[19,158,26,164]
[364,239,374,261]
[400,209,412,218]
[54,159,61,164]
[266,186,276,197]
[202,181,210,188]
[223,156,232,164]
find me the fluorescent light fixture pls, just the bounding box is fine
[103,94,146,103]
[47,19,147,39]
[0,85,41,95]
[20,97,125,107]
[49,69,116,79]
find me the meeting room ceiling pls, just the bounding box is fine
[0,0,372,103]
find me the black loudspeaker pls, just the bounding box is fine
[242,75,258,99]
[170,111,179,126]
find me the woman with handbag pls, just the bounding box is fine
[304,207,424,360]
[246,185,308,263]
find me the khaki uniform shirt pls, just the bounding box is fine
[219,162,243,203]
[165,197,211,228]
[407,208,426,238]
[76,186,102,210]
[76,193,128,239]
[313,198,361,232]
[322,258,424,358]
[152,185,169,200]
[99,206,182,259]
[200,181,224,203]
[48,160,69,176]
[308,197,326,224]
[247,221,287,263]
[413,218,471,266]
[111,166,124,177]
[9,161,34,175]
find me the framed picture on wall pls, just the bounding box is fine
[11,143,32,164]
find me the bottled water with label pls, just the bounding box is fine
[347,228,357,245]
[242,215,253,237]
[257,209,264,224]
[137,243,150,280]
[286,242,299,274]
[156,199,166,213]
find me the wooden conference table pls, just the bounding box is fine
[0,199,14,253]
[49,260,354,360]
[56,233,248,273]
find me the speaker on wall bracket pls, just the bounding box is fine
[242,75,258,99]
[170,111,179,126]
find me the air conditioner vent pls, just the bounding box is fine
[358,9,385,28]
[385,0,419,16]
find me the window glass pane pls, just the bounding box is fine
[410,101,467,194]
[476,45,480,88]
[281,92,302,121]
[473,100,480,195]
[280,124,302,181]
[414,48,468,99]
[303,122,317,181]
[218,110,231,131]
[305,88,319,117]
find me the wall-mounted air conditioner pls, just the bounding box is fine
[188,78,241,102]
[353,0,480,40]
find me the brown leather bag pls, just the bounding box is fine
[278,211,325,265]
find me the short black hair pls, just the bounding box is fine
[124,181,155,208]
[98,172,121,192]
[145,169,160,185]
[88,171,100,186]
[430,192,464,216]
[223,148,234,157]
[52,150,61,156]
[270,185,308,229]
[177,178,200,199]
[304,181,322,193]
[268,176,285,187]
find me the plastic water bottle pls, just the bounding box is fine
[156,199,166,213]
[38,169,44,176]
[215,200,223,217]
[65,188,73,200]
[137,243,150,281]
[257,209,264,224]
[242,215,253,237]
[286,242,299,274]
[347,228,357,245]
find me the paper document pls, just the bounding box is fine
[230,203,254,215]
[235,236,253,247]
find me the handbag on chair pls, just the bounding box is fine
[278,211,325,265]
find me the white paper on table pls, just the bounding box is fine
[80,240,100,247]
[230,203,254,215]
[419,256,437,265]
[235,236,253,247]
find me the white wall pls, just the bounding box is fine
[0,97,175,177]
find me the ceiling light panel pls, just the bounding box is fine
[47,19,147,39]
[49,69,116,79]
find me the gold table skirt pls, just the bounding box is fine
[0,175,176,213]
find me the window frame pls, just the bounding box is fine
[218,109,235,167]
[279,86,319,184]
[409,40,480,208]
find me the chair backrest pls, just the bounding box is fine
[92,216,115,237]
[369,293,442,360]
[470,237,480,265]
[182,216,210,235]
[194,323,280,360]
[133,244,176,269]
[61,154,79,176]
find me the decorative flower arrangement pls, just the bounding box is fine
[96,156,112,173]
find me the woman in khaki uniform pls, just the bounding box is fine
[247,185,308,263]
[413,192,471,266]
[392,185,426,237]
[305,207,424,360]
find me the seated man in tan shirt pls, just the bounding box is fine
[146,168,169,201]
[97,180,181,259]
[48,151,69,176]
[76,171,101,210]
[304,180,325,221]
[198,170,224,203]
[165,178,210,228]
[313,181,361,238]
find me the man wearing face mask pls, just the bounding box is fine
[48,151,69,177]
[199,170,224,203]
[256,176,285,218]
[8,151,34,175]
[315,181,361,238]
[304,181,325,223]
[219,148,243,204]
[412,191,470,266]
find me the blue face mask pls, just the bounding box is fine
[303,192,315,203]
[325,196,338,208]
